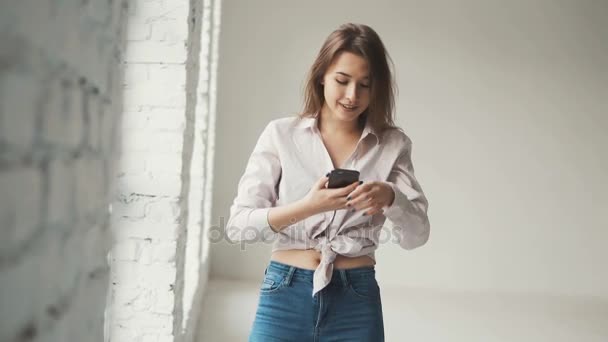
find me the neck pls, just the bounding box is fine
[318,105,362,136]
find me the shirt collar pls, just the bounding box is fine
[295,113,381,145]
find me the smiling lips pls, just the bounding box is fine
[340,103,357,110]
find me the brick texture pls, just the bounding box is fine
[0,1,129,342]
[0,0,219,340]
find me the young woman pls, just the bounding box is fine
[226,23,430,342]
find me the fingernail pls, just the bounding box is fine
[346,203,351,207]
[362,213,367,216]
[351,208,356,212]
[359,181,363,185]
[326,172,330,177]
[346,196,351,201]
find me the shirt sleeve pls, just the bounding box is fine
[226,121,281,243]
[380,136,430,250]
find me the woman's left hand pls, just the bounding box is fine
[345,181,395,216]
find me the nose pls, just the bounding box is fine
[345,83,358,102]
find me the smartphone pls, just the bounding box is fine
[327,168,360,189]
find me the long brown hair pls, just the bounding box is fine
[299,23,401,136]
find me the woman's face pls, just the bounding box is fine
[322,51,371,123]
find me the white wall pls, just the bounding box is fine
[0,1,222,341]
[0,1,128,341]
[109,0,220,341]
[211,0,608,299]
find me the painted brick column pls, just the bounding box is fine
[108,0,215,341]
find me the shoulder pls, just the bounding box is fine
[256,116,302,144]
[381,127,412,150]
[264,115,303,133]
[270,115,301,128]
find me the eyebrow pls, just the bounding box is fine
[335,71,370,80]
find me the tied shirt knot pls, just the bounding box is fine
[312,242,337,296]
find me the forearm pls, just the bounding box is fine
[381,182,430,250]
[268,199,318,232]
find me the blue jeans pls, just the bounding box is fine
[249,260,385,342]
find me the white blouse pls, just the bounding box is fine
[226,114,430,296]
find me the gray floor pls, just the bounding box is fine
[197,279,608,341]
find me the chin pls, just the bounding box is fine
[335,106,361,121]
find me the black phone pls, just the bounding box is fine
[327,168,360,188]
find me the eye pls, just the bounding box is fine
[360,83,370,88]
[335,79,348,85]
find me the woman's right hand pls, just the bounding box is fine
[301,174,362,215]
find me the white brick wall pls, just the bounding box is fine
[0,1,128,342]
[181,0,222,341]
[109,0,220,341]
[1,0,219,340]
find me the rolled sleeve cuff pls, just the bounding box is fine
[251,207,277,233]
[381,181,409,219]
[231,207,277,242]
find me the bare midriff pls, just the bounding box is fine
[271,249,375,270]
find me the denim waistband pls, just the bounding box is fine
[265,260,375,285]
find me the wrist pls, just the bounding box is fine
[297,198,319,217]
